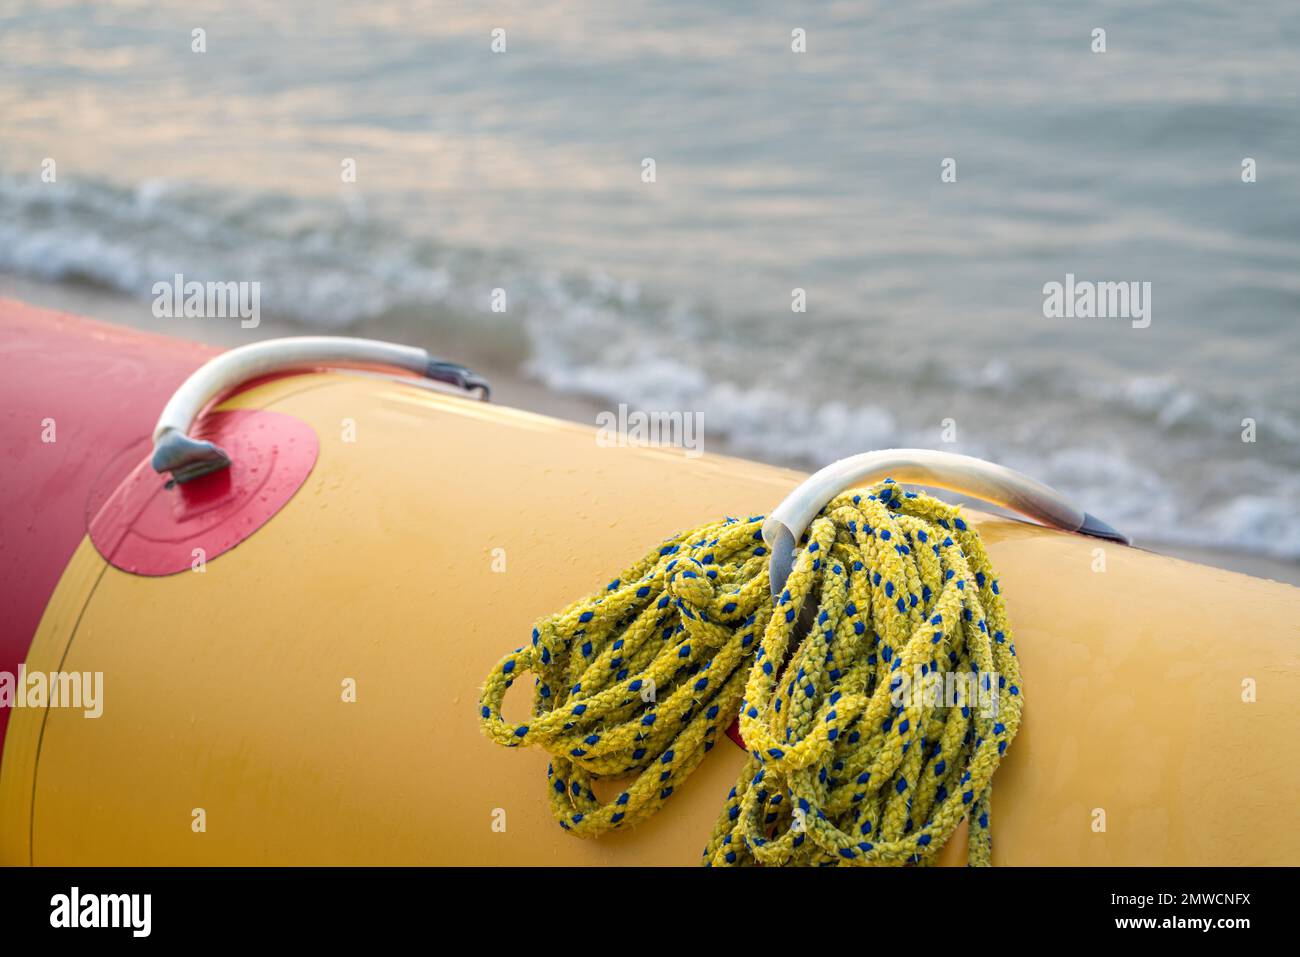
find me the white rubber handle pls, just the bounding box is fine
[762,448,1128,594]
[151,336,489,482]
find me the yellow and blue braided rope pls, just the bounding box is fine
[478,481,1022,865]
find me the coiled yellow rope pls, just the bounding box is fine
[479,481,1022,866]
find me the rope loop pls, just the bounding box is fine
[479,482,1022,864]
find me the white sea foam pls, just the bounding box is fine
[2,173,1297,560]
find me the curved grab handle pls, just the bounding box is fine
[151,336,490,483]
[763,448,1129,594]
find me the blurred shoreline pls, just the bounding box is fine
[5,269,1296,587]
[0,270,610,425]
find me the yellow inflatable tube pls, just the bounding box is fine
[1,370,1297,865]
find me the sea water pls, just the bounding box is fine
[1,1,1297,560]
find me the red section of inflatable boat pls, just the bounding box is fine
[0,301,217,761]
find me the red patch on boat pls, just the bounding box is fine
[88,409,318,575]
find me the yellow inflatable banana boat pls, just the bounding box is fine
[0,299,1296,866]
